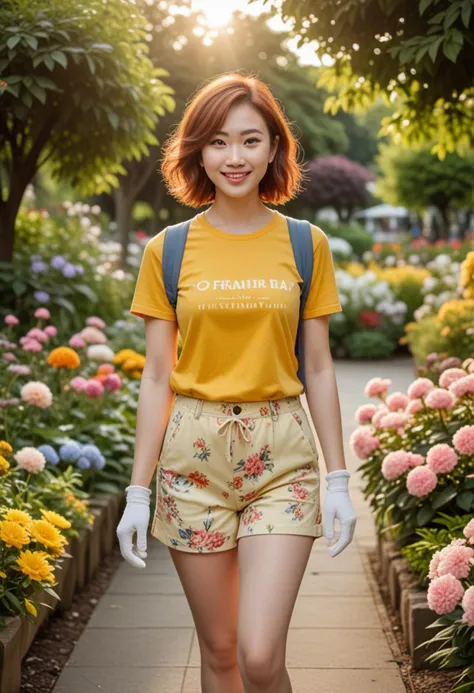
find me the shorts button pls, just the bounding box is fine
[233,405,242,415]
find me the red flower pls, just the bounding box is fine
[450,239,462,249]
[360,311,382,328]
[136,231,147,240]
[435,239,446,247]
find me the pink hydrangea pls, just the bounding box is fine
[406,466,438,497]
[427,574,465,614]
[86,316,106,330]
[98,364,115,375]
[463,518,474,544]
[3,352,17,362]
[426,444,458,474]
[380,412,410,430]
[69,334,87,349]
[14,447,46,474]
[26,328,49,343]
[407,378,435,400]
[104,373,122,393]
[34,308,50,320]
[439,368,467,388]
[80,326,107,344]
[425,388,456,410]
[462,586,474,627]
[453,426,474,456]
[381,450,411,480]
[428,551,442,580]
[449,375,474,398]
[4,315,19,326]
[84,380,104,398]
[435,544,474,580]
[407,452,425,467]
[364,377,392,399]
[43,325,57,338]
[20,381,53,408]
[7,364,31,375]
[386,392,409,412]
[349,426,380,460]
[355,403,377,424]
[69,376,88,392]
[22,339,42,353]
[371,406,389,428]
[406,399,423,416]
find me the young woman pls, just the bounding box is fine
[116,72,357,693]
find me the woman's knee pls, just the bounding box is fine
[237,643,284,686]
[199,635,239,672]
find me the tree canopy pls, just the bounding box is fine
[0,0,174,261]
[257,0,474,158]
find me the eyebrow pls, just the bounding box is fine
[214,129,264,136]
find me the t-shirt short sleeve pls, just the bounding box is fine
[129,230,176,321]
[302,225,342,319]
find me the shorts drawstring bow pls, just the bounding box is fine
[216,415,252,463]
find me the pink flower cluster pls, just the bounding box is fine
[439,368,467,388]
[386,392,409,412]
[379,412,409,431]
[407,378,434,400]
[453,426,474,456]
[449,374,474,398]
[406,465,438,497]
[427,574,465,615]
[20,381,53,409]
[355,403,377,424]
[426,444,458,474]
[14,447,46,473]
[425,388,456,410]
[349,426,380,460]
[381,450,425,481]
[364,377,392,399]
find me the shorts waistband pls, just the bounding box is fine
[175,394,303,420]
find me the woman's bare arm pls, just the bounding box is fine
[130,316,178,488]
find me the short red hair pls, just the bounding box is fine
[160,72,304,207]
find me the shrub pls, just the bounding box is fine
[344,330,396,359]
[324,222,373,259]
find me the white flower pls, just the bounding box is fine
[81,204,91,213]
[331,312,345,323]
[433,254,451,267]
[424,293,437,305]
[328,237,352,256]
[91,205,101,215]
[414,305,431,321]
[127,243,141,255]
[87,344,115,362]
[80,216,91,229]
[88,225,102,238]
[111,269,126,280]
[423,277,438,292]
[384,256,396,266]
[362,251,373,262]
[408,254,420,264]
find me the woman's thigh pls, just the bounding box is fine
[169,545,240,658]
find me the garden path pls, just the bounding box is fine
[53,357,415,693]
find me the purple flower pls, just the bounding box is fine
[77,456,91,470]
[59,442,82,463]
[62,263,77,279]
[31,261,48,274]
[37,444,59,466]
[50,255,66,270]
[34,291,50,303]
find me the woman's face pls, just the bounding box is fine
[200,101,279,199]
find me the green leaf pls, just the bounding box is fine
[432,485,458,510]
[54,296,76,314]
[107,112,120,129]
[25,35,38,51]
[43,587,60,601]
[12,280,27,295]
[443,30,464,62]
[7,35,21,50]
[444,4,461,30]
[456,490,474,511]
[90,43,113,52]
[74,283,97,302]
[416,506,435,526]
[51,50,67,69]
[462,1,472,27]
[419,0,433,15]
[44,54,55,71]
[93,481,120,494]
[30,83,46,105]
[4,591,24,613]
[428,35,444,61]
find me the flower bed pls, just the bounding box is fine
[353,369,474,684]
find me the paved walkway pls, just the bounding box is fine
[54,358,415,693]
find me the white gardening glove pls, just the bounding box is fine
[323,469,357,558]
[116,485,151,569]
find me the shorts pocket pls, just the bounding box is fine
[160,406,186,460]
[289,408,319,460]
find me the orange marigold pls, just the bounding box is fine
[47,347,81,369]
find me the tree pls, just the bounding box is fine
[257,0,474,158]
[376,143,474,238]
[301,154,374,220]
[0,0,175,263]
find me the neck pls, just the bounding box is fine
[206,191,271,227]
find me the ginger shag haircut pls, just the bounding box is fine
[160,72,304,207]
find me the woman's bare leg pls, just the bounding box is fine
[236,533,315,693]
[169,546,245,693]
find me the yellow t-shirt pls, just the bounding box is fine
[130,210,341,401]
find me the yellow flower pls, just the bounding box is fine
[441,326,451,336]
[438,299,474,323]
[345,262,366,277]
[404,321,418,333]
[122,355,146,371]
[2,509,32,526]
[0,570,7,579]
[0,456,10,474]
[0,441,13,456]
[16,550,55,583]
[24,599,37,617]
[398,336,408,345]
[113,349,137,365]
[40,509,71,530]
[0,520,30,549]
[27,519,64,551]
[130,370,143,379]
[88,513,95,526]
[47,346,81,369]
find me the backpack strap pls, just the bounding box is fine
[162,219,192,311]
[286,216,314,393]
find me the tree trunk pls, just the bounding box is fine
[0,178,29,263]
[114,187,133,270]
[438,205,450,240]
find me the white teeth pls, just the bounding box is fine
[224,173,248,178]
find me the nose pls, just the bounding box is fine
[226,144,245,165]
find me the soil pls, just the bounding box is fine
[20,545,123,693]
[363,546,463,693]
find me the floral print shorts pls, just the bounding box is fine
[150,393,323,553]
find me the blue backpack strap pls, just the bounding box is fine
[286,216,314,393]
[161,219,192,311]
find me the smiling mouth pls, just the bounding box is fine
[221,172,251,180]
